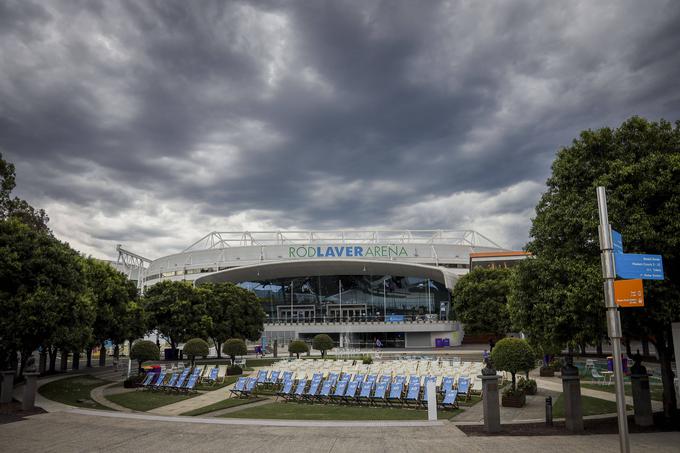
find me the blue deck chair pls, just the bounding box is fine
[229,377,248,397]
[241,377,257,397]
[268,370,281,384]
[358,380,374,403]
[304,377,322,400]
[343,380,360,403]
[206,366,219,383]
[353,373,365,383]
[372,382,388,406]
[327,372,339,385]
[318,379,333,402]
[281,371,293,383]
[277,379,295,401]
[332,379,349,402]
[422,380,437,406]
[170,368,191,391]
[405,380,421,406]
[379,375,391,385]
[440,389,458,409]
[366,375,377,386]
[256,370,269,384]
[388,381,404,406]
[140,372,156,389]
[457,377,470,401]
[163,373,179,390]
[441,376,454,395]
[394,375,407,386]
[293,379,307,400]
[182,369,202,393]
[151,371,167,390]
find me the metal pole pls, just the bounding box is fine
[383,278,387,320]
[290,279,293,322]
[427,278,432,314]
[339,280,342,321]
[596,186,630,453]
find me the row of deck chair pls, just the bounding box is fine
[139,366,203,393]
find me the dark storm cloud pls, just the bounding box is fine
[1,0,679,257]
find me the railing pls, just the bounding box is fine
[265,314,448,324]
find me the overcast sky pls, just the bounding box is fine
[2,0,679,259]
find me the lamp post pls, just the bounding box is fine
[383,278,388,321]
[427,278,432,315]
[339,279,342,321]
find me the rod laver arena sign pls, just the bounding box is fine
[288,245,409,259]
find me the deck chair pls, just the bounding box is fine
[440,389,458,409]
[331,379,349,402]
[327,372,339,385]
[151,371,167,391]
[183,368,202,393]
[241,377,257,397]
[163,373,179,391]
[441,376,454,395]
[353,373,365,384]
[256,370,269,384]
[318,379,333,402]
[170,368,191,391]
[372,382,388,406]
[277,379,295,401]
[591,368,606,385]
[216,365,228,383]
[422,380,437,407]
[193,364,205,379]
[343,380,360,403]
[201,365,214,380]
[457,377,470,401]
[404,381,420,406]
[303,378,322,401]
[394,375,407,386]
[281,371,293,383]
[268,370,281,384]
[229,377,248,397]
[358,380,374,404]
[293,379,308,400]
[140,372,156,389]
[388,381,404,406]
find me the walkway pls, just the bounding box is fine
[2,410,679,453]
[148,381,239,416]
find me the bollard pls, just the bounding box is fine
[545,396,553,426]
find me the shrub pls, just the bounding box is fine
[130,340,160,368]
[490,338,535,391]
[503,385,525,397]
[123,374,145,388]
[288,340,309,359]
[362,355,373,365]
[312,334,334,358]
[517,377,537,395]
[183,338,209,367]
[222,338,247,365]
[226,365,243,375]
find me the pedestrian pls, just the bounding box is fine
[483,349,489,361]
[376,338,383,349]
[489,338,495,352]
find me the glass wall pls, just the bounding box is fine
[238,274,450,323]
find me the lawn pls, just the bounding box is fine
[220,401,462,420]
[106,390,199,412]
[195,375,242,391]
[180,397,266,416]
[581,382,663,401]
[39,375,112,410]
[552,394,631,418]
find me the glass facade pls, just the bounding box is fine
[238,274,450,323]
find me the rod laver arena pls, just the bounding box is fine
[116,230,526,348]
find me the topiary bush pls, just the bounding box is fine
[490,338,536,391]
[288,340,309,359]
[130,340,160,369]
[517,377,537,395]
[222,338,247,365]
[312,334,334,358]
[183,338,209,367]
[362,355,373,365]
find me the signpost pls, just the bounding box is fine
[614,253,664,280]
[596,187,630,453]
[614,279,644,308]
[612,229,624,255]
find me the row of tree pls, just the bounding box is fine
[0,152,266,374]
[453,117,680,418]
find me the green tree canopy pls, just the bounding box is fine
[0,152,49,233]
[288,340,309,359]
[142,280,211,353]
[200,282,266,358]
[131,340,160,368]
[312,334,334,358]
[452,267,513,336]
[490,338,535,390]
[510,116,680,416]
[183,338,209,366]
[222,338,247,365]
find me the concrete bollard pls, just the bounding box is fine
[22,372,39,411]
[480,373,501,433]
[561,359,584,433]
[1,370,16,404]
[427,380,437,421]
[273,339,278,358]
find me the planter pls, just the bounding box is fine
[539,367,555,377]
[502,393,526,408]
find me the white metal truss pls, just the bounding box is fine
[182,229,504,252]
[116,244,151,293]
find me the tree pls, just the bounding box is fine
[130,340,159,369]
[200,283,266,359]
[288,340,309,359]
[222,338,247,365]
[183,338,209,367]
[142,280,211,356]
[512,117,680,416]
[312,334,334,358]
[490,338,535,391]
[452,267,513,336]
[0,152,50,233]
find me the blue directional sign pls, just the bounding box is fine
[611,229,623,254]
[614,253,664,280]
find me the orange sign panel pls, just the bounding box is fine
[614,279,644,307]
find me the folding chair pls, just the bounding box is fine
[372,382,388,406]
[457,377,470,401]
[441,376,454,395]
[343,380,360,403]
[318,379,333,402]
[268,370,281,384]
[404,380,421,406]
[169,368,191,392]
[293,379,308,401]
[387,381,404,406]
[303,377,322,401]
[440,389,458,409]
[206,366,219,384]
[163,373,179,391]
[241,377,257,397]
[229,377,248,397]
[277,379,295,401]
[140,372,156,390]
[151,371,167,391]
[256,370,269,384]
[358,380,374,404]
[182,367,203,393]
[331,379,349,402]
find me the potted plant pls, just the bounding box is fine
[490,338,535,408]
[517,377,537,396]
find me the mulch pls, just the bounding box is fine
[0,400,47,425]
[458,413,680,436]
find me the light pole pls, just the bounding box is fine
[290,279,294,322]
[427,278,432,315]
[383,277,388,321]
[338,279,342,321]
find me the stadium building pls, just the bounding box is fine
[116,230,519,349]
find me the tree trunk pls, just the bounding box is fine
[85,347,93,368]
[654,334,677,419]
[72,351,80,370]
[60,350,68,371]
[113,344,120,360]
[511,372,516,390]
[641,339,650,357]
[48,347,57,372]
[215,340,222,359]
[99,342,107,367]
[596,340,603,355]
[625,338,632,357]
[39,351,47,374]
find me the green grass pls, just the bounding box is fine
[581,381,663,401]
[106,390,199,412]
[39,375,112,410]
[195,375,242,391]
[552,394,631,418]
[180,397,266,416]
[220,401,462,420]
